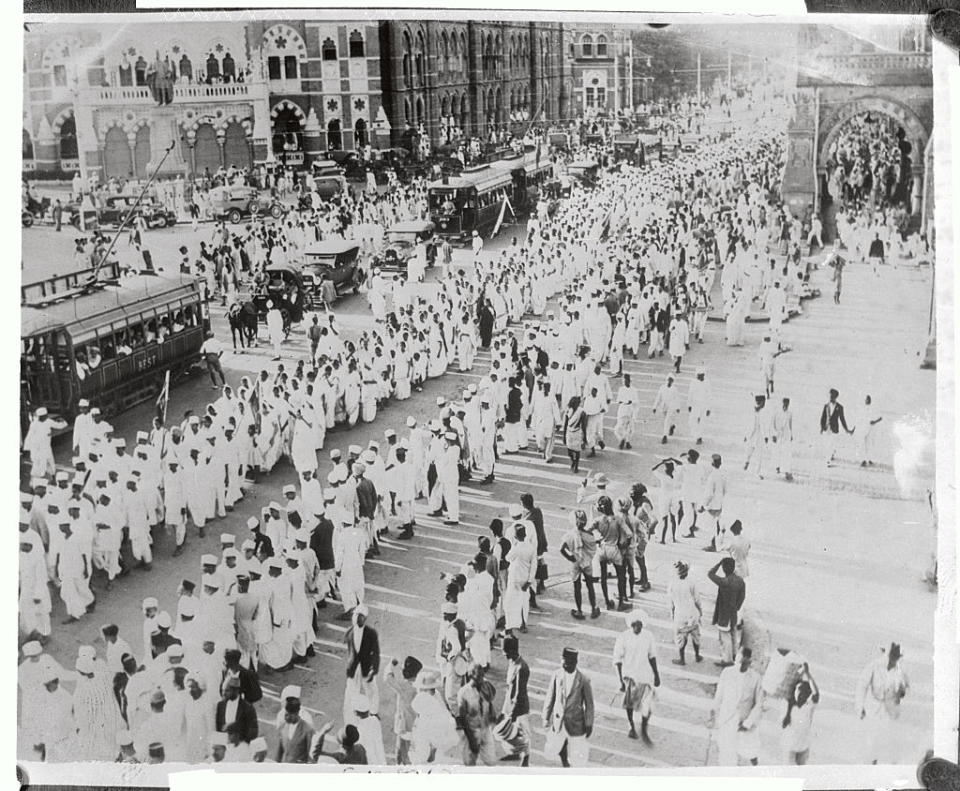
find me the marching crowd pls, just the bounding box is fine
[20,88,914,769]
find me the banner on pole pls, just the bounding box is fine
[490,197,516,240]
[155,370,170,423]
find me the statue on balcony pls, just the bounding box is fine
[146,51,175,106]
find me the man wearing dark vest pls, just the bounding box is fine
[819,388,854,468]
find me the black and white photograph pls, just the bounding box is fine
[14,7,956,785]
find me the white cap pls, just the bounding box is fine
[362,449,377,463]
[201,574,221,590]
[78,399,90,408]
[143,596,158,610]
[219,533,236,546]
[156,611,172,629]
[90,407,101,415]
[179,597,199,617]
[384,429,396,438]
[136,431,148,441]
[241,539,255,552]
[406,416,417,427]
[36,407,48,417]
[247,516,260,530]
[282,484,296,495]
[22,640,42,657]
[201,554,217,566]
[281,684,302,700]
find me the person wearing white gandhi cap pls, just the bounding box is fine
[23,405,67,478]
[265,298,284,360]
[273,683,315,730]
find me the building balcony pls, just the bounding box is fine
[798,51,932,87]
[80,80,270,107]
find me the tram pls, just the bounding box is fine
[428,149,553,243]
[20,263,209,436]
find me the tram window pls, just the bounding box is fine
[129,324,146,349]
[158,316,171,342]
[86,345,103,369]
[172,311,185,332]
[75,350,89,380]
[101,337,117,361]
[115,330,133,357]
[183,306,197,327]
[144,318,159,344]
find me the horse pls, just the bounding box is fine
[227,301,259,352]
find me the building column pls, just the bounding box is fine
[216,131,226,169]
[127,132,138,178]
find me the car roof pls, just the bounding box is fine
[388,221,435,233]
[304,240,360,255]
[267,263,303,279]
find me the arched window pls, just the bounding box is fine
[262,25,307,81]
[221,52,236,82]
[596,35,608,57]
[205,53,220,81]
[135,56,148,86]
[23,129,33,160]
[441,32,449,75]
[402,31,412,88]
[415,31,425,85]
[322,38,337,61]
[349,30,365,58]
[59,116,78,161]
[582,34,593,57]
[460,32,467,73]
[179,54,193,82]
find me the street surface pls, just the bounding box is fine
[20,194,936,768]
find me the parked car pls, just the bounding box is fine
[98,195,178,229]
[300,240,364,302]
[373,221,437,272]
[210,186,284,224]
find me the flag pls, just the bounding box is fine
[155,370,170,423]
[490,197,516,240]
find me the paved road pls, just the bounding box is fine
[19,187,936,769]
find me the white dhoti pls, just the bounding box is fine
[503,585,528,630]
[544,727,589,767]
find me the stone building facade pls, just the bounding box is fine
[23,17,572,178]
[376,21,565,149]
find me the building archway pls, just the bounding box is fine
[223,121,250,169]
[133,125,151,178]
[58,115,78,161]
[354,118,368,148]
[103,125,132,179]
[272,105,304,155]
[817,95,930,216]
[23,129,34,161]
[327,119,342,150]
[194,123,220,176]
[817,95,929,173]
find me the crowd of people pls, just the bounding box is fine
[19,81,916,769]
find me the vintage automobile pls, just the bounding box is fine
[251,263,307,336]
[373,220,437,272]
[567,159,600,188]
[210,185,285,224]
[300,240,363,303]
[98,195,178,229]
